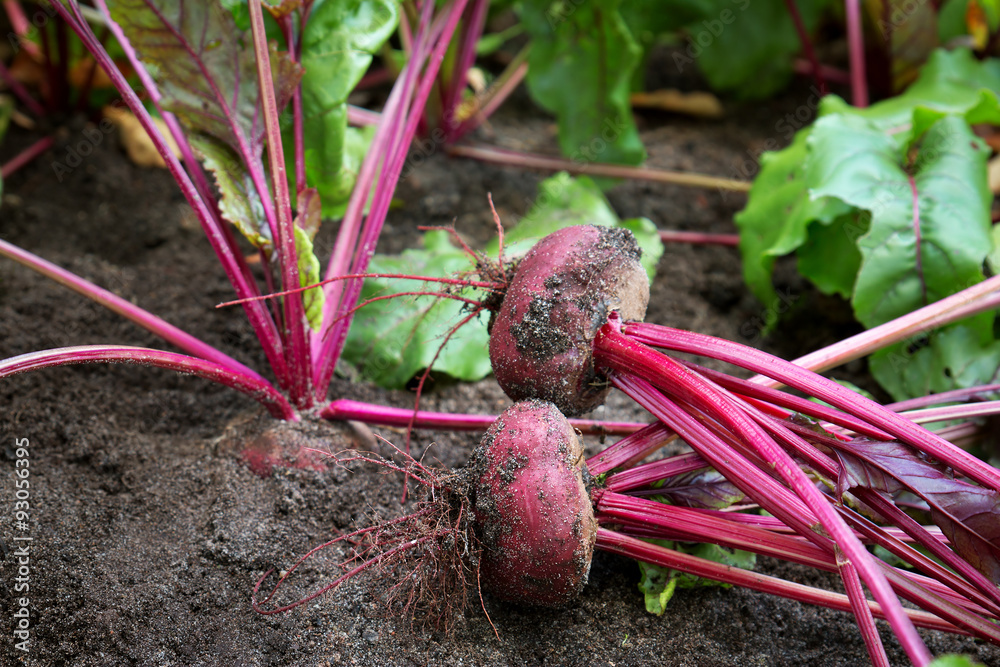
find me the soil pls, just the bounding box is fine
[2,74,1000,667]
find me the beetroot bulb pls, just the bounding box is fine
[489,225,649,416]
[471,399,597,605]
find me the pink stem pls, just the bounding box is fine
[0,346,295,419]
[441,0,489,138]
[596,529,960,635]
[782,0,827,95]
[0,239,260,377]
[627,322,1000,494]
[658,230,740,246]
[0,136,53,179]
[595,328,931,664]
[315,0,471,394]
[0,58,45,116]
[586,421,676,475]
[886,384,1000,412]
[248,0,311,407]
[319,398,643,436]
[845,0,868,107]
[59,1,290,390]
[838,548,892,667]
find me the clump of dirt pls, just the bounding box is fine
[1,80,998,667]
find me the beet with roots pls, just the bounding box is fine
[489,225,650,416]
[471,399,597,606]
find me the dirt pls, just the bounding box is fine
[2,75,999,667]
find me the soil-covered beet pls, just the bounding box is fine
[2,80,1000,666]
[489,226,649,417]
[472,400,597,606]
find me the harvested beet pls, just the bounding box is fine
[471,400,597,606]
[489,225,649,416]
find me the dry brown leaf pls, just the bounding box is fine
[630,89,724,119]
[103,105,180,168]
[988,154,1000,194]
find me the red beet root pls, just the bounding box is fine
[489,225,649,416]
[472,400,597,605]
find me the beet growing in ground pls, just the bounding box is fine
[2,89,1000,665]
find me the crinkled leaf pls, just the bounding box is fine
[737,48,1000,315]
[293,226,324,331]
[519,0,646,171]
[806,114,992,329]
[485,172,664,279]
[835,437,1000,583]
[292,0,397,218]
[193,136,273,253]
[870,324,1000,401]
[638,540,756,615]
[340,231,492,388]
[693,0,830,99]
[655,469,745,510]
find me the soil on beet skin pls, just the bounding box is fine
[2,74,999,667]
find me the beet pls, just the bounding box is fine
[489,225,649,416]
[471,400,597,606]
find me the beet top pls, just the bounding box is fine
[471,399,597,605]
[489,225,650,416]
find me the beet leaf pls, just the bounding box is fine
[835,438,1000,584]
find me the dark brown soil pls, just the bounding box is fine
[2,80,999,667]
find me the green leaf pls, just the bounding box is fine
[796,212,865,299]
[519,0,646,171]
[806,114,992,329]
[486,172,664,279]
[293,227,324,331]
[693,0,830,99]
[637,555,678,616]
[928,655,987,667]
[340,231,492,388]
[637,540,756,616]
[734,128,851,314]
[293,0,397,218]
[870,325,1000,401]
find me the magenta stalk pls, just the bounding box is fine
[0,136,54,179]
[446,143,753,192]
[657,230,740,246]
[0,239,259,377]
[53,1,291,390]
[595,529,960,636]
[314,0,471,394]
[0,346,295,420]
[248,0,311,407]
[844,0,868,107]
[320,399,643,436]
[626,322,1000,493]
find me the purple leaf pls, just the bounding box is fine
[836,438,1000,584]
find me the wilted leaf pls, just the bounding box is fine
[103,105,180,168]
